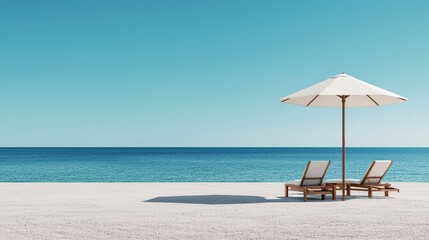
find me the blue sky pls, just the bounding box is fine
[0,0,428,147]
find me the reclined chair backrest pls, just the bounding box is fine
[300,161,330,187]
[360,160,393,185]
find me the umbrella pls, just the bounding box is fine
[280,73,407,201]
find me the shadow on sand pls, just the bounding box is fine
[144,194,339,205]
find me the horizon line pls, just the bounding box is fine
[0,146,428,148]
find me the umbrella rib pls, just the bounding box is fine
[398,97,407,101]
[281,98,290,102]
[306,95,319,106]
[366,95,379,106]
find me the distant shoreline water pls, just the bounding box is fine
[1,147,428,182]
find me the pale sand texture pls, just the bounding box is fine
[0,183,428,240]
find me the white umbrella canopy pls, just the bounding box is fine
[280,73,407,201]
[281,73,407,107]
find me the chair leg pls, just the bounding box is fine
[368,187,373,198]
[385,186,389,197]
[303,188,308,202]
[346,184,351,196]
[285,185,289,198]
[321,194,326,200]
[332,186,337,200]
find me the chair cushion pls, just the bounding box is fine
[362,160,392,184]
[324,179,361,184]
[305,161,330,178]
[285,180,301,186]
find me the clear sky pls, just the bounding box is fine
[0,0,428,147]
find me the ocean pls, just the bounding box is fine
[0,147,427,182]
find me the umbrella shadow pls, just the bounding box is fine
[144,194,335,205]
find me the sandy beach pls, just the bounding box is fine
[1,183,428,239]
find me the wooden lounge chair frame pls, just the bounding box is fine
[285,161,336,202]
[326,160,399,198]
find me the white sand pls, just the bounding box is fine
[1,183,428,239]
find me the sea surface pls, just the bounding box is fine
[0,147,428,182]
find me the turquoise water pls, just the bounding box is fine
[0,147,427,182]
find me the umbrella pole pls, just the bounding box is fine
[342,96,346,201]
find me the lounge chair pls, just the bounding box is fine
[325,160,399,198]
[285,160,335,202]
